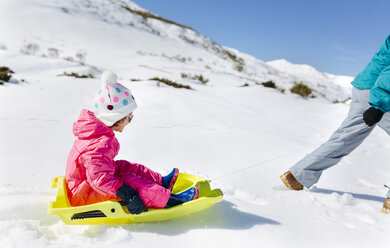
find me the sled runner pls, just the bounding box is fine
[48,173,223,225]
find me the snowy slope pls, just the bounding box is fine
[1,0,352,102]
[0,1,389,248]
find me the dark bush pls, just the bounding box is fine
[0,66,13,83]
[255,80,284,93]
[196,75,209,84]
[0,72,11,82]
[290,82,313,98]
[261,80,276,88]
[0,66,12,72]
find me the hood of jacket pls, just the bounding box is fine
[73,109,115,139]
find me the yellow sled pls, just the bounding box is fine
[47,173,223,225]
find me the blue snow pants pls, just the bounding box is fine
[290,87,390,198]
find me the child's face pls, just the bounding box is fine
[112,112,134,133]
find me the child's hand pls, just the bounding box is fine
[116,183,137,201]
[125,194,148,214]
[116,183,148,214]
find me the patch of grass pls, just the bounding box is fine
[181,73,209,84]
[121,5,192,30]
[0,66,13,73]
[179,35,196,45]
[59,72,94,78]
[150,77,192,89]
[224,50,239,62]
[255,80,285,94]
[290,82,313,98]
[0,72,9,80]
[222,50,245,72]
[0,73,11,83]
[0,72,11,82]
[235,64,244,72]
[0,66,13,83]
[333,97,351,104]
[130,78,142,82]
[260,80,277,88]
[180,73,189,79]
[240,83,250,87]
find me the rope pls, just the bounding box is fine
[208,122,375,182]
[209,141,322,182]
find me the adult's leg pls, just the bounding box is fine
[290,88,375,188]
[377,111,390,198]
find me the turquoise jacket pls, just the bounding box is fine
[351,34,390,112]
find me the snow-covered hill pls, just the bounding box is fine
[1,0,353,102]
[267,59,352,101]
[1,0,389,248]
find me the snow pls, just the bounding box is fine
[0,0,389,247]
[267,59,353,101]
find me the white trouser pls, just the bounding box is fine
[290,87,390,197]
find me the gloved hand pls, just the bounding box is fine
[116,184,148,214]
[363,107,384,126]
[125,194,148,214]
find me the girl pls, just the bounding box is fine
[65,71,199,214]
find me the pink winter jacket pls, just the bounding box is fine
[65,109,123,206]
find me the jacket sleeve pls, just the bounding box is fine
[369,65,390,112]
[80,144,123,196]
[368,35,390,112]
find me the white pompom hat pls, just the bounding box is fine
[93,71,137,126]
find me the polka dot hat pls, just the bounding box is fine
[93,71,137,126]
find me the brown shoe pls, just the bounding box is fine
[382,198,390,214]
[280,170,304,190]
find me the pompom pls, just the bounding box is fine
[101,71,118,86]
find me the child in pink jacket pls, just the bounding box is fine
[66,71,198,214]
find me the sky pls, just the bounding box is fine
[136,0,390,77]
